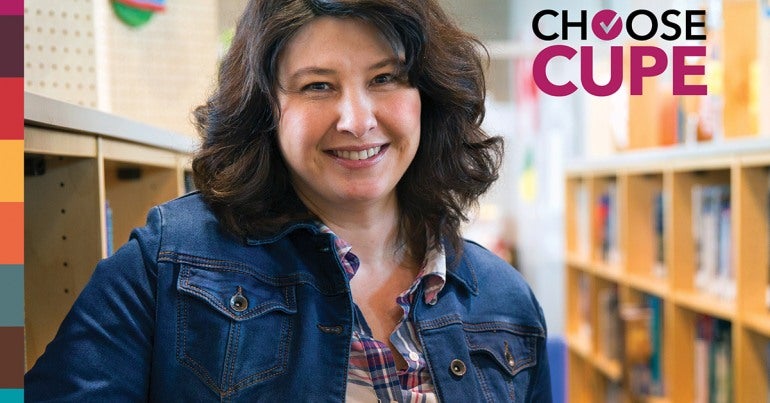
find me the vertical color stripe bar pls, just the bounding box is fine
[0,78,23,139]
[0,266,23,326]
[0,327,23,388]
[1,3,24,395]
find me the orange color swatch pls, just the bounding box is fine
[0,203,22,264]
[0,140,22,202]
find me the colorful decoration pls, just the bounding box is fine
[111,0,166,28]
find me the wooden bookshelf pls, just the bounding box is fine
[23,92,197,369]
[564,137,770,402]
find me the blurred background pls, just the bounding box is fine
[23,0,770,401]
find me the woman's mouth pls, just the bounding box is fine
[330,145,383,161]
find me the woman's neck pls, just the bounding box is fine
[303,194,408,269]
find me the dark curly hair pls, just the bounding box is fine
[192,0,503,263]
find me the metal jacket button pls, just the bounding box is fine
[505,341,515,368]
[450,359,466,377]
[230,287,248,312]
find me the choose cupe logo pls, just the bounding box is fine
[532,9,708,97]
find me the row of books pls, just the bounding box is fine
[692,184,735,301]
[595,289,665,398]
[573,181,621,266]
[573,177,770,311]
[613,307,732,402]
[576,261,739,401]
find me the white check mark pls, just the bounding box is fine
[599,14,620,34]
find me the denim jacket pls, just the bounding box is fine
[25,192,551,402]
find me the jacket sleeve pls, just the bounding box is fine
[25,207,162,402]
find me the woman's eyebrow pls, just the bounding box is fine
[288,67,335,82]
[287,57,403,82]
[369,57,403,70]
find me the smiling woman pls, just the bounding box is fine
[276,17,421,217]
[24,1,552,402]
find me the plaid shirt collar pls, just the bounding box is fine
[315,221,446,304]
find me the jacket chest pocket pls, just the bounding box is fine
[176,264,297,396]
[465,326,541,402]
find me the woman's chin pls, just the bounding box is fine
[333,187,393,206]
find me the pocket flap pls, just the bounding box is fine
[465,328,540,376]
[178,265,297,321]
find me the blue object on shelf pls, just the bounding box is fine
[548,336,567,403]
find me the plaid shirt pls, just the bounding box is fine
[317,223,446,403]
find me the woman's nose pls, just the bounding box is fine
[336,89,376,138]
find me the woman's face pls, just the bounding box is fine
[276,17,421,212]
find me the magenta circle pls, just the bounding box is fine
[592,9,623,41]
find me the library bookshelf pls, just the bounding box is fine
[23,92,197,370]
[564,138,770,402]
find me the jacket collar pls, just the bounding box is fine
[244,220,321,246]
[442,238,479,296]
[244,221,479,295]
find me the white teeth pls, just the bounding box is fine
[333,146,381,161]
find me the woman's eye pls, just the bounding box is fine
[372,74,394,85]
[303,82,331,91]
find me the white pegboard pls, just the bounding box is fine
[24,0,220,137]
[102,0,219,137]
[24,0,99,108]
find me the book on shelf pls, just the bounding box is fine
[620,304,651,396]
[595,182,620,266]
[184,171,197,194]
[576,181,590,260]
[577,272,592,344]
[647,295,664,396]
[692,184,734,301]
[694,315,732,403]
[605,381,623,403]
[620,295,664,397]
[598,285,621,361]
[653,191,666,278]
[105,200,114,257]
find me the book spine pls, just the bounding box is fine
[105,200,114,256]
[694,184,734,300]
[578,272,592,343]
[647,295,664,396]
[716,186,734,300]
[577,182,590,260]
[653,191,666,277]
[694,314,711,403]
[598,285,621,360]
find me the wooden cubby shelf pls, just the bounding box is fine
[565,137,770,402]
[23,92,197,369]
